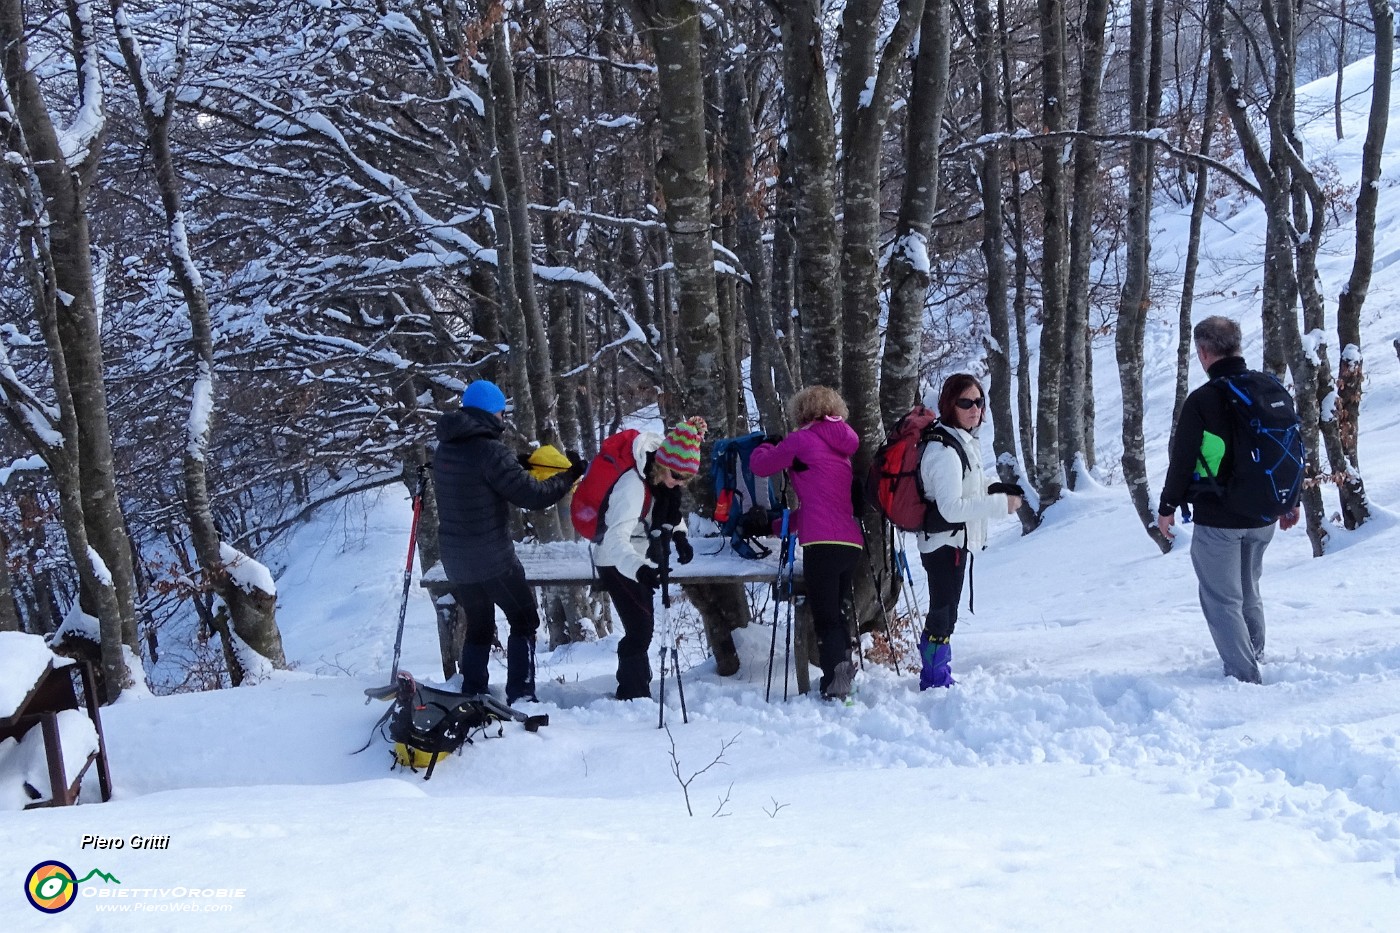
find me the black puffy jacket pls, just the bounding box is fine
[434,406,574,583]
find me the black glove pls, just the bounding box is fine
[762,434,783,446]
[987,481,1025,498]
[791,456,810,473]
[674,532,693,565]
[636,564,660,590]
[517,452,534,470]
[563,449,587,482]
[646,529,670,565]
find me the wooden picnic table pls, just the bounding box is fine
[419,539,815,693]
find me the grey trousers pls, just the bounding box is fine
[1190,523,1275,683]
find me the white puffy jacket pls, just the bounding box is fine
[916,424,1009,554]
[592,431,664,581]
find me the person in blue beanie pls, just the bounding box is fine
[434,380,584,703]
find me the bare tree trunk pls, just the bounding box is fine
[0,0,138,699]
[769,0,842,390]
[709,60,742,437]
[1335,0,1346,141]
[529,1,584,455]
[1332,0,1390,529]
[112,0,286,680]
[1210,0,1326,555]
[1118,0,1171,553]
[1034,0,1067,510]
[771,148,802,386]
[883,0,948,423]
[489,15,554,451]
[629,0,745,673]
[0,525,17,631]
[834,0,924,653]
[976,0,1037,534]
[479,27,538,445]
[529,2,600,641]
[1001,0,1035,483]
[1061,0,1111,489]
[721,40,791,432]
[482,9,593,643]
[1174,65,1219,437]
[1292,168,1350,539]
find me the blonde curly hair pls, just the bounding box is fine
[788,385,848,427]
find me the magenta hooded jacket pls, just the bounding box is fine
[750,418,864,547]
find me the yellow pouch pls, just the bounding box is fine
[527,444,572,480]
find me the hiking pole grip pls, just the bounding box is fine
[658,524,673,610]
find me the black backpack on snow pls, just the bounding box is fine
[1200,371,1305,521]
[361,672,547,780]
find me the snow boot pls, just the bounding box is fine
[615,651,653,701]
[460,642,491,696]
[505,634,537,705]
[918,632,954,690]
[824,660,857,701]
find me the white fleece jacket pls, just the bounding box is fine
[591,431,664,581]
[916,424,1009,554]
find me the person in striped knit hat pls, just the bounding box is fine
[593,416,707,699]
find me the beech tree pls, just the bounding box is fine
[1116,0,1170,552]
[110,0,286,681]
[0,0,140,698]
[1332,0,1392,529]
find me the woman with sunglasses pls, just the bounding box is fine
[593,417,706,700]
[752,386,864,700]
[917,374,1023,689]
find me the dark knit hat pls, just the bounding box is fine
[654,417,707,476]
[461,380,506,413]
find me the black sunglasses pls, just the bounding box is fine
[954,397,986,410]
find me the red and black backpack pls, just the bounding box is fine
[866,405,970,534]
[570,429,652,542]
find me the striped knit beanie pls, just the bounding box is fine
[654,416,708,476]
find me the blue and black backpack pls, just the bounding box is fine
[710,432,783,559]
[1199,371,1306,521]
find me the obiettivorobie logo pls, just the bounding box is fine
[24,861,121,913]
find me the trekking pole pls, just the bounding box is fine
[893,530,924,625]
[858,517,901,676]
[657,641,668,729]
[365,464,429,701]
[672,638,688,724]
[783,532,797,701]
[659,524,688,725]
[765,509,791,702]
[656,526,673,730]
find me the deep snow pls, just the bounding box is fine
[6,56,1400,933]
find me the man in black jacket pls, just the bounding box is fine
[1156,316,1299,684]
[435,380,583,703]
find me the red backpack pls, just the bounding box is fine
[866,405,969,533]
[570,430,652,542]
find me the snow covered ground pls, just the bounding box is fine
[6,58,1400,933]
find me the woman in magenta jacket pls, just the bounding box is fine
[751,386,864,699]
